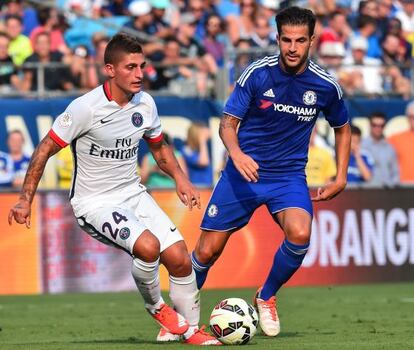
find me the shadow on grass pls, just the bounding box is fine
[72,337,161,345]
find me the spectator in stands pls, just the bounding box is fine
[0,31,20,91]
[347,125,374,184]
[250,15,277,48]
[258,0,278,36]
[56,146,73,189]
[340,36,383,95]
[377,0,395,38]
[0,0,39,37]
[29,7,69,55]
[5,14,32,66]
[227,0,256,45]
[306,128,337,187]
[65,0,103,19]
[151,37,208,95]
[126,0,157,37]
[385,17,412,67]
[21,31,74,91]
[388,101,414,184]
[186,0,211,42]
[7,129,30,188]
[361,112,400,187]
[150,0,176,39]
[228,38,252,88]
[141,133,188,188]
[87,33,109,87]
[175,13,217,87]
[101,0,133,16]
[318,10,351,47]
[203,14,226,67]
[0,149,13,189]
[381,64,412,98]
[381,33,411,74]
[182,121,213,187]
[395,0,414,38]
[352,15,382,59]
[317,41,346,79]
[68,45,90,90]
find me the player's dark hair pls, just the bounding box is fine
[350,125,362,136]
[276,6,316,37]
[104,32,143,64]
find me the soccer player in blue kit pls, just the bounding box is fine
[191,6,352,337]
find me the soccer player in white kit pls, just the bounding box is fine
[8,33,220,346]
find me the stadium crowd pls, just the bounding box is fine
[1,0,414,189]
[0,0,413,97]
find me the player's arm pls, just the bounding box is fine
[148,138,200,210]
[220,114,258,182]
[8,135,62,228]
[312,123,351,201]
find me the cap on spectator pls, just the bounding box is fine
[319,41,345,57]
[350,36,368,51]
[261,0,280,9]
[151,0,170,9]
[128,0,152,16]
[181,12,197,25]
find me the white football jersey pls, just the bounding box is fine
[50,82,163,217]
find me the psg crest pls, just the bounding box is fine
[131,112,143,127]
[303,91,317,105]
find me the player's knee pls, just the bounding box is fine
[288,227,311,245]
[195,245,219,265]
[132,230,160,262]
[168,254,192,277]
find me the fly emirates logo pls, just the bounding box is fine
[273,103,317,122]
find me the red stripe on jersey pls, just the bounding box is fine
[144,133,164,143]
[103,81,112,101]
[49,129,68,148]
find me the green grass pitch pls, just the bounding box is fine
[1,283,414,349]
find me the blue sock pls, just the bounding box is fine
[191,251,212,289]
[260,240,309,300]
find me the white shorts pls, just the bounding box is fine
[76,191,184,256]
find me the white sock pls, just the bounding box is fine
[169,270,200,338]
[131,258,164,312]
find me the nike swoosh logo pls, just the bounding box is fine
[100,119,113,124]
[170,227,177,232]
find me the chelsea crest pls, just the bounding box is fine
[303,91,317,105]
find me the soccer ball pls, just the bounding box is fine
[209,298,258,345]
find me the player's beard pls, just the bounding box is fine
[280,48,310,75]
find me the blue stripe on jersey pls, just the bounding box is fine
[70,138,78,200]
[237,55,278,87]
[309,61,343,99]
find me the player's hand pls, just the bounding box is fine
[175,175,201,210]
[311,179,347,202]
[8,198,32,228]
[231,150,259,182]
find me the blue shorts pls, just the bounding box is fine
[201,171,313,232]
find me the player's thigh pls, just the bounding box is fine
[135,192,184,252]
[201,172,261,232]
[78,206,147,255]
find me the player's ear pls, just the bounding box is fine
[309,34,315,48]
[105,63,115,78]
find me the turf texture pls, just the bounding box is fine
[0,283,413,349]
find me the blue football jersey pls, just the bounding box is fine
[223,55,349,179]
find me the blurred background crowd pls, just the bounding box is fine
[1,0,414,191]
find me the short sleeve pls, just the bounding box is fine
[143,96,163,143]
[322,86,349,128]
[49,99,92,147]
[223,65,257,119]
